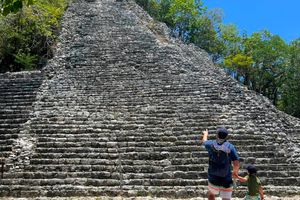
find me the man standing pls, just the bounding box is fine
[202,127,240,200]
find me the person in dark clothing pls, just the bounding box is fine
[201,127,240,200]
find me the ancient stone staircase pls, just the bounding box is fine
[0,0,299,198]
[0,71,43,159]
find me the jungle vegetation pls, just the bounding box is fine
[0,0,69,72]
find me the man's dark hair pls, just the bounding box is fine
[217,127,229,139]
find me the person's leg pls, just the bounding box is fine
[220,190,232,200]
[207,182,219,200]
[208,190,215,200]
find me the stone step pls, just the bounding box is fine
[0,86,39,90]
[0,77,41,81]
[123,179,207,186]
[0,89,39,94]
[0,133,18,140]
[34,147,114,154]
[34,145,202,154]
[174,151,284,159]
[0,110,31,115]
[0,178,121,186]
[28,150,290,166]
[0,146,12,152]
[1,101,35,107]
[0,102,34,107]
[36,142,113,148]
[35,134,267,144]
[32,132,269,140]
[262,186,300,196]
[0,151,11,158]
[234,144,282,151]
[0,94,36,99]
[33,143,286,158]
[3,171,119,179]
[262,177,300,186]
[0,107,32,112]
[32,152,119,159]
[23,164,118,172]
[259,170,300,177]
[242,157,289,164]
[0,181,299,197]
[0,171,208,181]
[0,185,206,197]
[0,118,28,124]
[0,124,22,129]
[27,157,207,166]
[248,163,300,171]
[0,113,31,119]
[0,139,13,145]
[0,177,208,187]
[34,133,270,144]
[23,163,203,173]
[35,139,182,147]
[30,158,119,165]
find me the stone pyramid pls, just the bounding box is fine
[0,0,299,198]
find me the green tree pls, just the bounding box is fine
[166,0,205,42]
[219,24,241,57]
[278,38,300,117]
[224,53,254,85]
[0,0,33,16]
[243,30,290,104]
[218,24,255,84]
[0,0,69,72]
[190,8,224,62]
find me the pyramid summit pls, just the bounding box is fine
[0,0,299,198]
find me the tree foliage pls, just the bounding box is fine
[243,31,290,104]
[224,53,254,86]
[0,0,69,72]
[278,39,300,117]
[0,0,33,16]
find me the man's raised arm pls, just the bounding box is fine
[202,129,208,143]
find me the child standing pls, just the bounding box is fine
[236,165,265,200]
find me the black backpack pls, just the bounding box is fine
[208,141,231,177]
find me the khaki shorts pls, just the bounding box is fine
[208,181,233,199]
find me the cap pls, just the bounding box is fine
[246,164,257,174]
[217,127,229,139]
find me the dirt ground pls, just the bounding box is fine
[1,196,300,200]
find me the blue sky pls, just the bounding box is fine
[201,0,300,43]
